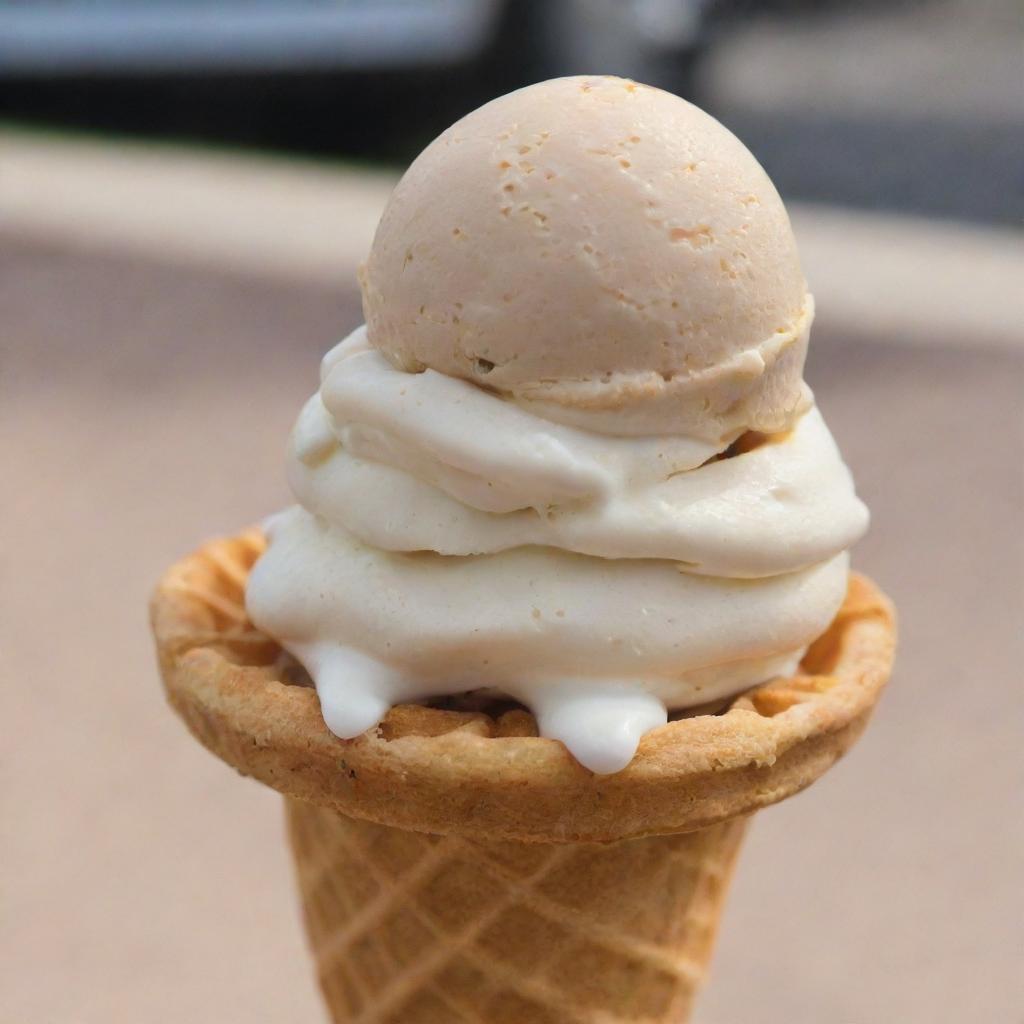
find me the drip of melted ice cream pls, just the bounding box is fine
[246,328,867,773]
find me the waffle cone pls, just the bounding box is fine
[286,799,746,1024]
[151,532,895,1022]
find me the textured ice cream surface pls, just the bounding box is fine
[245,76,870,774]
[360,74,812,441]
[247,334,868,774]
[291,329,865,578]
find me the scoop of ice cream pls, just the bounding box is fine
[360,75,811,440]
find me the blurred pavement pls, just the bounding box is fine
[2,137,1022,1023]
[5,133,1021,350]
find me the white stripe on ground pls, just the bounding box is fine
[3,131,1021,349]
[790,205,1022,350]
[2,131,396,290]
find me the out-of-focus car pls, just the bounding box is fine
[0,0,711,84]
[0,0,713,160]
[0,0,506,75]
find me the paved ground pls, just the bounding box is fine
[2,229,1021,1023]
[6,131,1021,354]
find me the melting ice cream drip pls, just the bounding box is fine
[293,643,400,740]
[528,684,669,774]
[294,640,669,775]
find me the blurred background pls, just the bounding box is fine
[3,1,1022,1023]
[2,0,1022,223]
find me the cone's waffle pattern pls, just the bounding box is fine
[287,799,746,1024]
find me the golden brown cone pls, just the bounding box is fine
[151,532,894,843]
[150,532,895,1022]
[286,800,746,1024]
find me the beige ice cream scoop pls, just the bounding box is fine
[360,74,812,441]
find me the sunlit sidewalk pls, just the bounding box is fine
[3,129,1021,351]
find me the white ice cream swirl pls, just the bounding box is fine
[246,327,868,773]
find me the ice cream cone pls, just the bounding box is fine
[286,800,745,1024]
[151,532,894,1021]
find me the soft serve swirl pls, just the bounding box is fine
[246,326,869,773]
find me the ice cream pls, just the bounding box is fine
[360,74,811,441]
[245,76,869,774]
